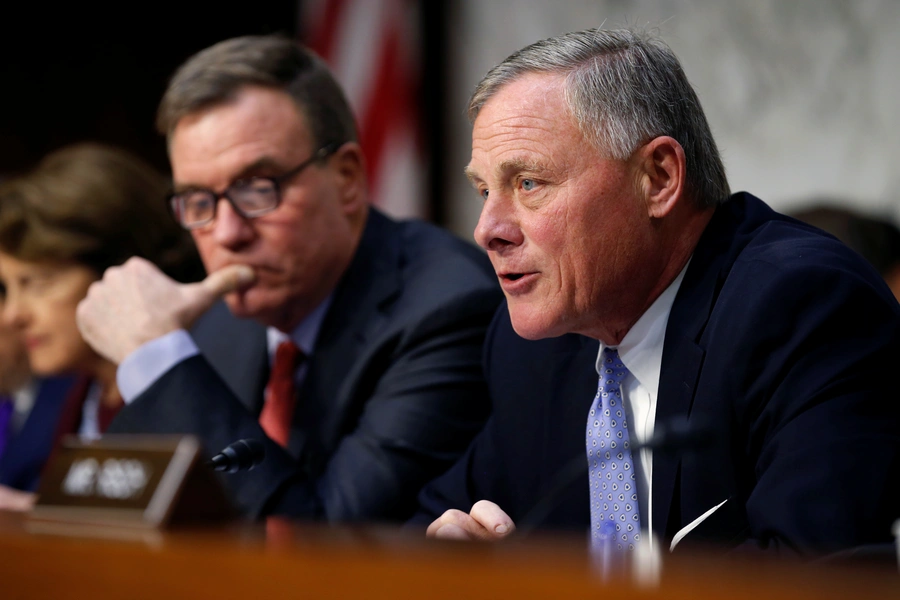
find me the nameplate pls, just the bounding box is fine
[29,435,234,531]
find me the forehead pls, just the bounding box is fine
[468,73,585,177]
[170,86,314,183]
[0,253,36,277]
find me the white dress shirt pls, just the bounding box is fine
[77,381,103,440]
[10,380,37,434]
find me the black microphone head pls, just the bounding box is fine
[645,416,717,454]
[210,439,266,473]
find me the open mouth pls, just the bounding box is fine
[504,273,524,281]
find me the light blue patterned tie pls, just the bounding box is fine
[586,347,641,551]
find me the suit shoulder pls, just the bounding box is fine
[701,195,891,301]
[391,218,500,296]
[728,220,895,307]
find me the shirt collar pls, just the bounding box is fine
[596,259,691,398]
[266,294,334,361]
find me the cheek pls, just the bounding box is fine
[31,298,91,371]
[192,234,220,267]
[531,217,579,290]
[527,212,568,259]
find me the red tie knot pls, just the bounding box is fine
[272,340,303,378]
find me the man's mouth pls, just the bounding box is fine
[503,273,524,281]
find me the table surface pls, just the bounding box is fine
[0,511,897,599]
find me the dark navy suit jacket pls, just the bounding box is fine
[414,193,900,554]
[109,208,503,522]
[0,376,74,492]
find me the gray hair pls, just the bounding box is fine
[469,28,730,208]
[157,35,358,148]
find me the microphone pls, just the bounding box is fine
[637,415,716,454]
[516,417,716,534]
[207,439,266,473]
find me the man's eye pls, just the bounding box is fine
[521,179,535,191]
[480,188,489,200]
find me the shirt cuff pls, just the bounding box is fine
[117,330,200,403]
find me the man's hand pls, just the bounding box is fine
[426,500,516,541]
[76,257,255,364]
[0,485,36,511]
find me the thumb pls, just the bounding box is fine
[200,264,256,298]
[177,265,255,330]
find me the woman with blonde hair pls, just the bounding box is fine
[0,142,204,508]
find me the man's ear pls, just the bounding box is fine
[330,142,368,213]
[635,136,686,219]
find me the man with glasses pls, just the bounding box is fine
[75,35,502,522]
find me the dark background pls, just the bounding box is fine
[0,2,299,176]
[0,1,448,220]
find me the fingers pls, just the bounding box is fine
[470,500,515,536]
[426,501,515,542]
[427,509,478,539]
[177,264,255,327]
[76,256,219,364]
[199,264,256,298]
[430,522,474,541]
[0,485,37,511]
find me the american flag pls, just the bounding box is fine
[301,0,426,219]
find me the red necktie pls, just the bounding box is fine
[259,340,303,448]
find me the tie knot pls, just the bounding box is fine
[601,348,627,381]
[272,340,303,378]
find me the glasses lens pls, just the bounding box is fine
[230,179,279,216]
[175,191,216,227]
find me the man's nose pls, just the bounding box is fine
[474,193,522,253]
[211,198,256,249]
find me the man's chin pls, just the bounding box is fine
[222,289,289,329]
[222,290,263,320]
[508,307,560,341]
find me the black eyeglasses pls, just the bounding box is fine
[168,141,344,230]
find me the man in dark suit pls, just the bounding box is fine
[416,28,900,555]
[75,35,502,522]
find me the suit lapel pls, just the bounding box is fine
[652,201,745,539]
[291,209,402,461]
[653,332,705,538]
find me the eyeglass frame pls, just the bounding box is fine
[167,140,345,230]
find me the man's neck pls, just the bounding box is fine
[587,206,715,345]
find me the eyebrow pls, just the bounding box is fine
[464,165,480,185]
[173,155,288,193]
[464,157,546,187]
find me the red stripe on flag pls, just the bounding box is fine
[359,23,408,194]
[306,0,348,60]
[302,0,424,217]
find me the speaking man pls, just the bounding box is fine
[416,28,900,555]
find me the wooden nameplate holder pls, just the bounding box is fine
[28,435,235,537]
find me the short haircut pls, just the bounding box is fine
[469,28,730,208]
[0,142,204,283]
[157,35,358,149]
